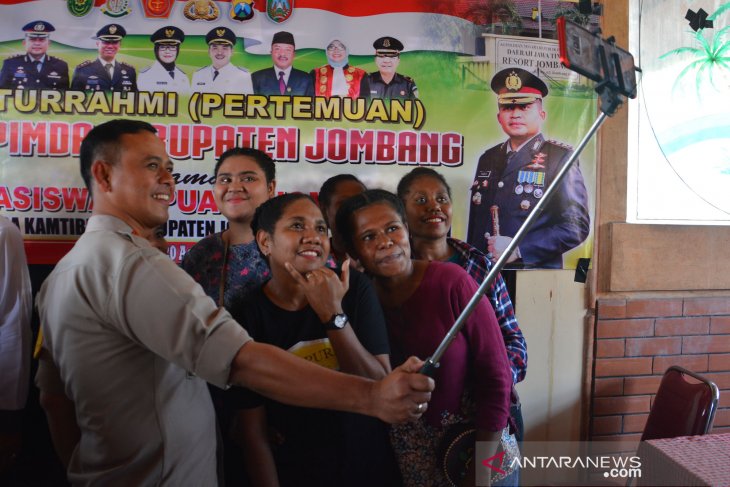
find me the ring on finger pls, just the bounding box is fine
[416,402,426,413]
[305,272,313,280]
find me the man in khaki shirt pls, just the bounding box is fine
[36,119,433,486]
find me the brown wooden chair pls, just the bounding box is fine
[641,365,720,441]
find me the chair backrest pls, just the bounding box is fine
[641,365,720,441]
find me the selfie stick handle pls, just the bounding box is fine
[419,111,609,377]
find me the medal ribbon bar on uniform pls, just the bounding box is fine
[517,170,545,186]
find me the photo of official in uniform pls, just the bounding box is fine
[192,27,253,95]
[367,36,417,100]
[71,24,137,92]
[0,21,69,90]
[466,68,590,269]
[138,26,191,94]
[252,31,313,96]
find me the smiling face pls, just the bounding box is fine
[97,39,120,62]
[96,131,174,236]
[157,44,179,64]
[350,202,411,279]
[213,155,275,225]
[326,40,347,64]
[402,175,452,242]
[271,42,295,70]
[23,36,50,60]
[497,100,546,147]
[262,198,330,275]
[375,53,400,76]
[209,43,232,69]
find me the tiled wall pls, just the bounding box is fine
[591,297,730,440]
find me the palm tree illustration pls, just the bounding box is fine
[660,3,730,95]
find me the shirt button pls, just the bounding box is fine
[498,181,504,188]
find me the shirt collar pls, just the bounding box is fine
[275,65,292,77]
[505,133,543,154]
[85,214,133,235]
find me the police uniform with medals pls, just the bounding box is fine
[138,26,191,94]
[367,36,418,100]
[466,69,590,269]
[191,27,253,95]
[71,24,137,92]
[0,21,69,90]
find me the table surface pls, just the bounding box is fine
[638,433,730,486]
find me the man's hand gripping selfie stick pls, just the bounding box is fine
[419,18,639,377]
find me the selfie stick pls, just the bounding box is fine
[419,31,635,378]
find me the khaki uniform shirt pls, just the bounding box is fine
[36,215,251,486]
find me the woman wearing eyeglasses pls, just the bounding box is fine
[310,38,369,99]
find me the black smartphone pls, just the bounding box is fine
[557,16,637,99]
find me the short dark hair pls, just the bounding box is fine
[318,174,366,210]
[396,167,452,200]
[251,192,315,236]
[79,119,157,194]
[214,147,276,184]
[335,189,406,254]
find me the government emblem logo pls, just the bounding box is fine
[505,71,522,91]
[230,0,255,21]
[141,0,175,18]
[67,0,94,17]
[266,0,292,23]
[183,0,220,21]
[102,0,131,17]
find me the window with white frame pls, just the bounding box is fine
[628,0,730,224]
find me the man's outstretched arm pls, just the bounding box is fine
[229,342,433,424]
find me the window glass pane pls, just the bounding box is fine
[628,0,730,224]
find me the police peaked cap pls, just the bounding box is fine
[373,36,404,55]
[490,67,549,105]
[96,24,127,41]
[23,20,55,38]
[151,26,185,45]
[272,31,295,47]
[206,27,236,46]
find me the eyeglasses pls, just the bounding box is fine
[326,44,346,52]
[158,45,178,52]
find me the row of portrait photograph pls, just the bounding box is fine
[0,20,419,99]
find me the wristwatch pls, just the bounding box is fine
[324,313,348,331]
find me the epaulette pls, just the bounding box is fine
[236,66,250,73]
[140,65,152,74]
[195,66,207,73]
[76,60,93,68]
[8,54,23,59]
[545,139,573,151]
[403,75,414,82]
[119,61,135,69]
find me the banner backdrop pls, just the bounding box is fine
[0,0,596,268]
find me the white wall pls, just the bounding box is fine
[516,270,587,442]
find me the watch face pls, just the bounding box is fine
[333,314,347,329]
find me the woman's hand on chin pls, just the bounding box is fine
[284,260,350,322]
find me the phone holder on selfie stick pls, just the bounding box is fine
[419,18,640,377]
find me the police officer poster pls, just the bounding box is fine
[0,0,596,269]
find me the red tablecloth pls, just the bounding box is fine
[637,433,730,486]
